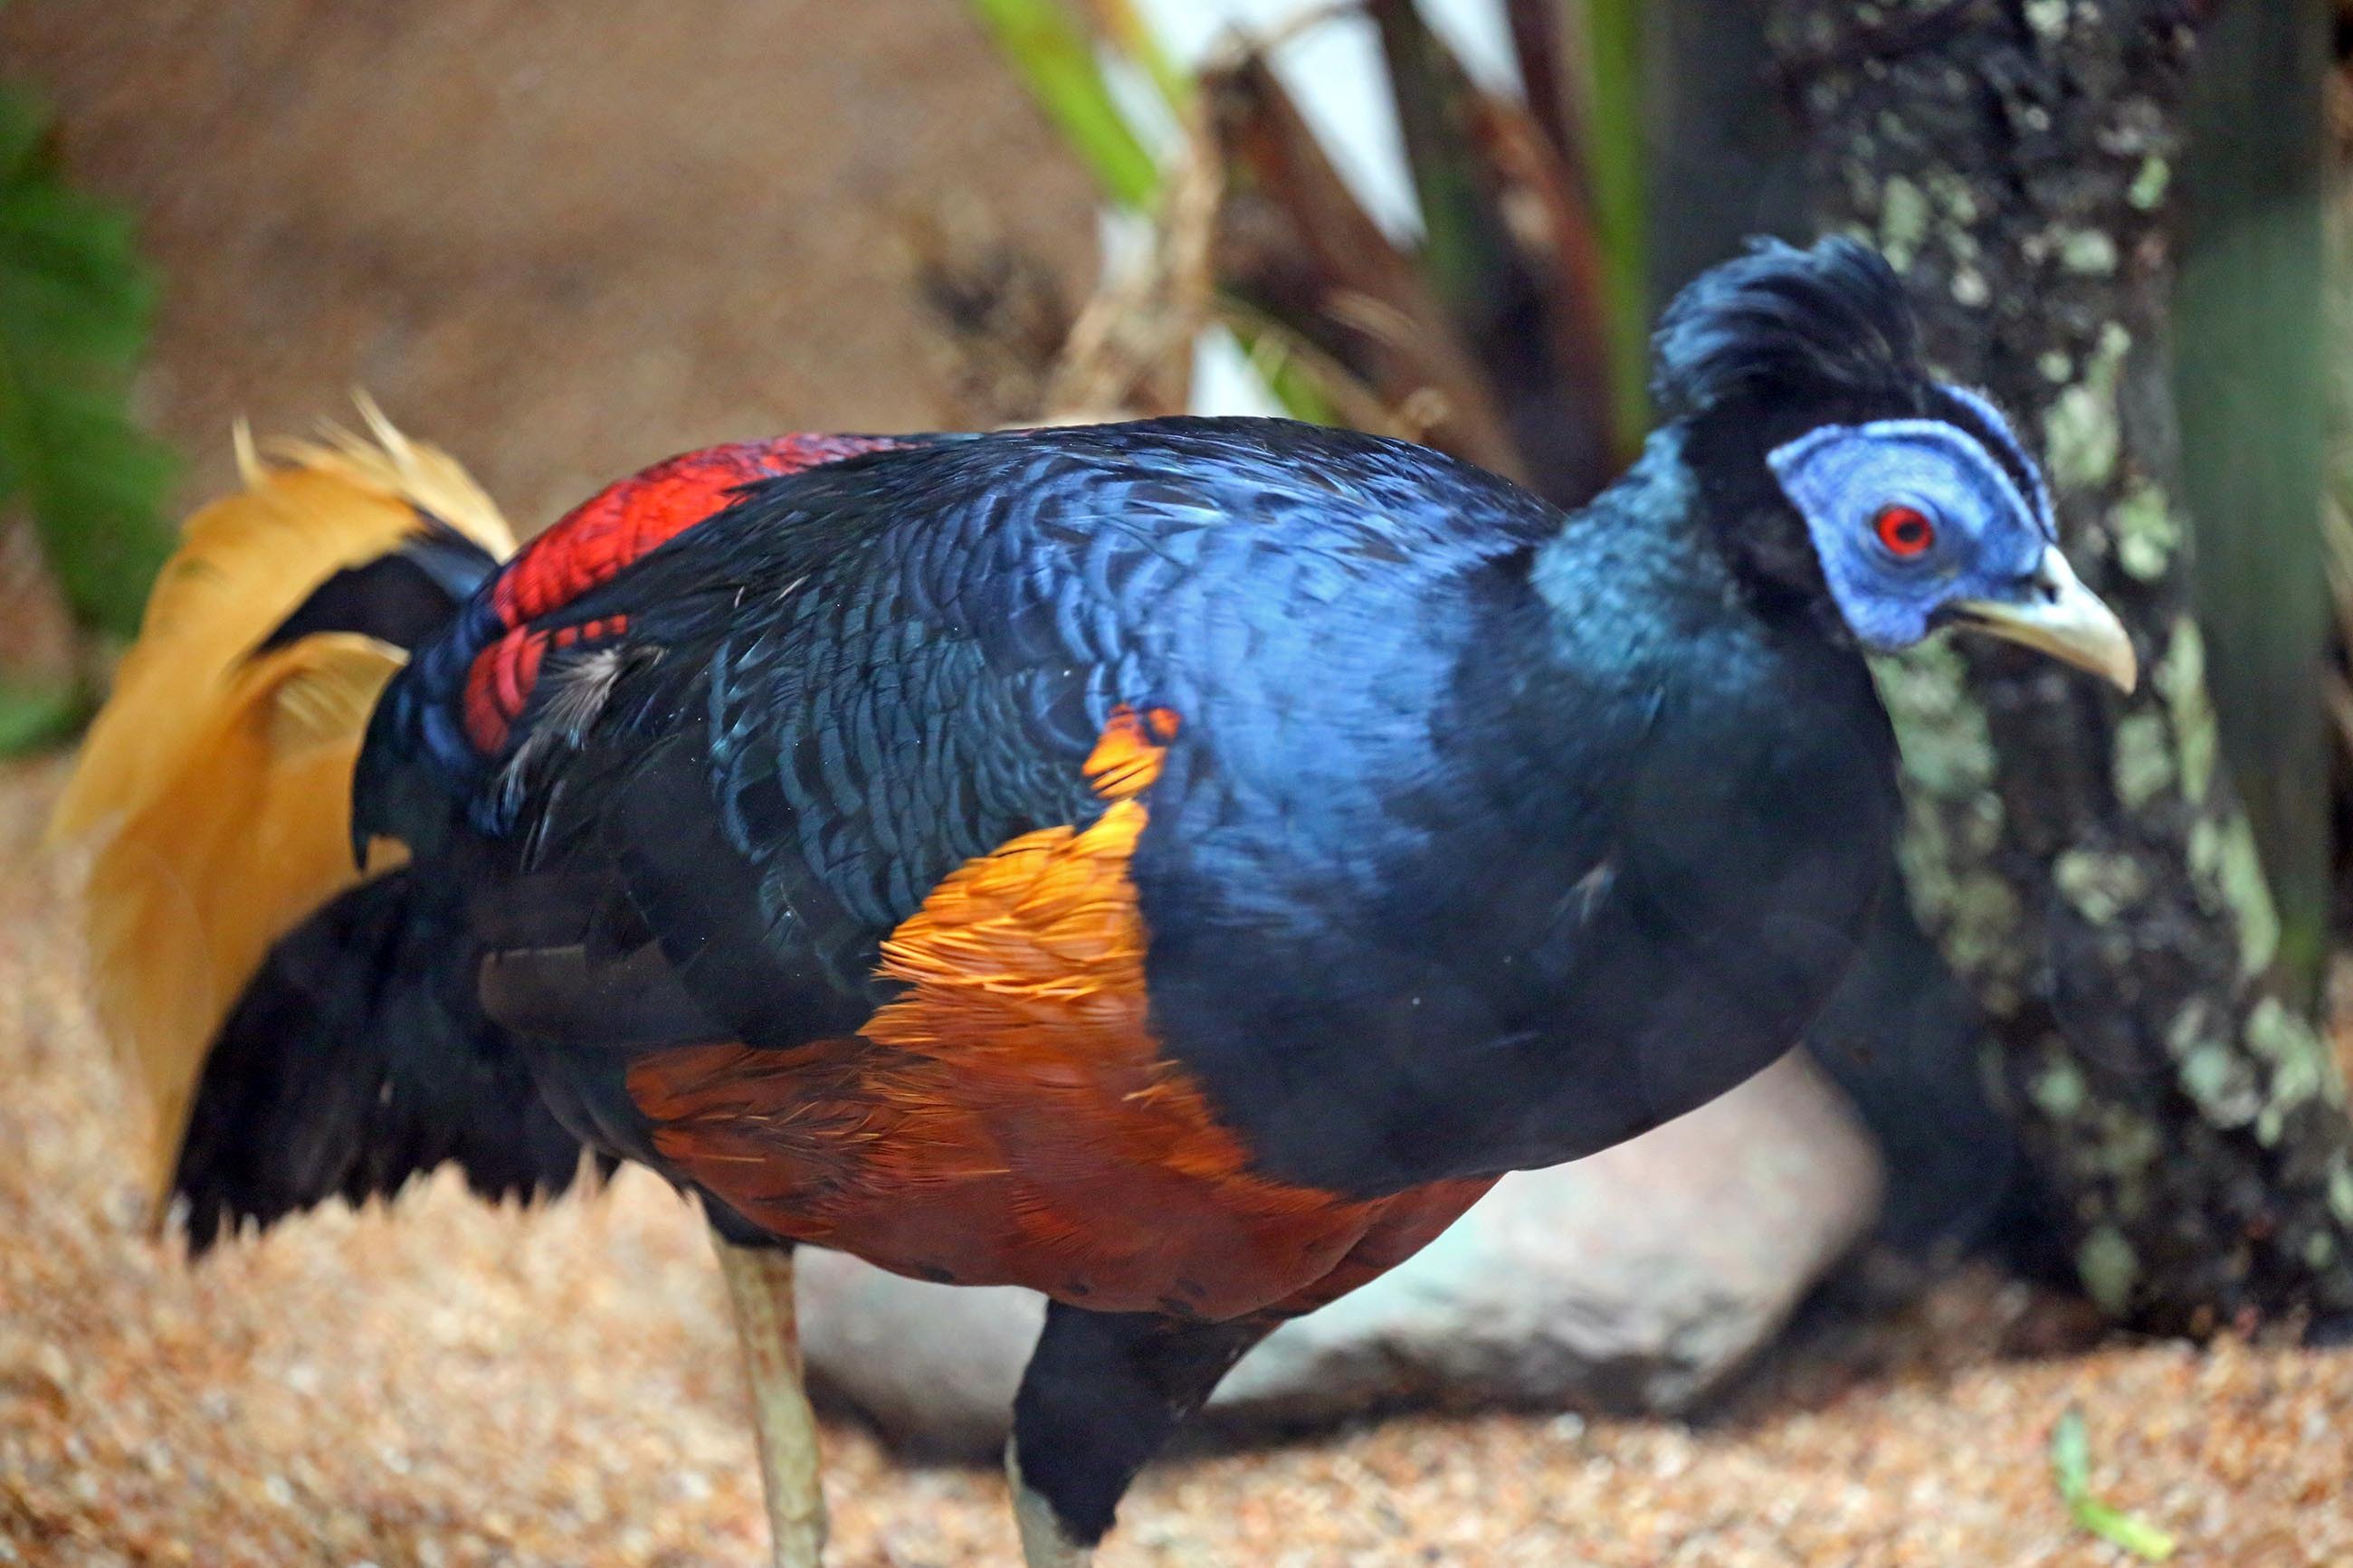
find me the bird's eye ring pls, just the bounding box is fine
[1874,504,1937,558]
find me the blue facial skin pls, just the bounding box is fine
[1767,396,2056,654]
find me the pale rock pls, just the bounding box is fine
[795,1051,1883,1455]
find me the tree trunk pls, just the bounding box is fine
[2175,0,2334,1009]
[1643,0,1810,308]
[1767,0,2353,1332]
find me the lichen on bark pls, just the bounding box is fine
[1771,0,2353,1330]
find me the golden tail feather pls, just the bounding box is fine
[52,406,513,1207]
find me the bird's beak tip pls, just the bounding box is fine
[2110,647,2140,697]
[1949,546,2138,695]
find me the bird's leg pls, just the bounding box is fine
[1005,1305,1271,1567]
[1006,1436,1092,1568]
[712,1232,827,1568]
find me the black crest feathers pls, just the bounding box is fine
[1651,237,1926,420]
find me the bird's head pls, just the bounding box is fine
[1653,237,2135,692]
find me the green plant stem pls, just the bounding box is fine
[1089,0,1191,118]
[1581,0,1651,437]
[2049,1407,2177,1561]
[969,0,1162,211]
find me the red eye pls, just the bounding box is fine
[1874,504,1937,557]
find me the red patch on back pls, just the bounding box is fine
[492,434,903,629]
[462,434,904,753]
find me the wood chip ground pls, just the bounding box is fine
[5,762,2349,1567]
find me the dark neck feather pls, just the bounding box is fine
[1679,394,1856,649]
[1529,413,1854,663]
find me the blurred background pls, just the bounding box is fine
[5,1,2353,1563]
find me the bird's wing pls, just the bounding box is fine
[476,421,1551,1043]
[483,431,1227,1049]
[452,421,1556,1309]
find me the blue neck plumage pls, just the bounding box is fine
[1526,425,1758,671]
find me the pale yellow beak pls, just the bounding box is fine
[1948,546,2138,693]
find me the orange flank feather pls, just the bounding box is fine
[631,708,1495,1317]
[51,403,514,1207]
[1080,701,1181,799]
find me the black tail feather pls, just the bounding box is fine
[175,869,600,1250]
[256,521,500,654]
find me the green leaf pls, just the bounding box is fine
[967,0,1161,211]
[2050,1406,2177,1562]
[0,675,87,755]
[0,80,176,640]
[5,383,177,633]
[0,84,49,184]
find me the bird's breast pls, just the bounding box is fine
[1129,645,1900,1196]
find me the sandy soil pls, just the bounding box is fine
[4,758,2351,1568]
[0,0,1097,527]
